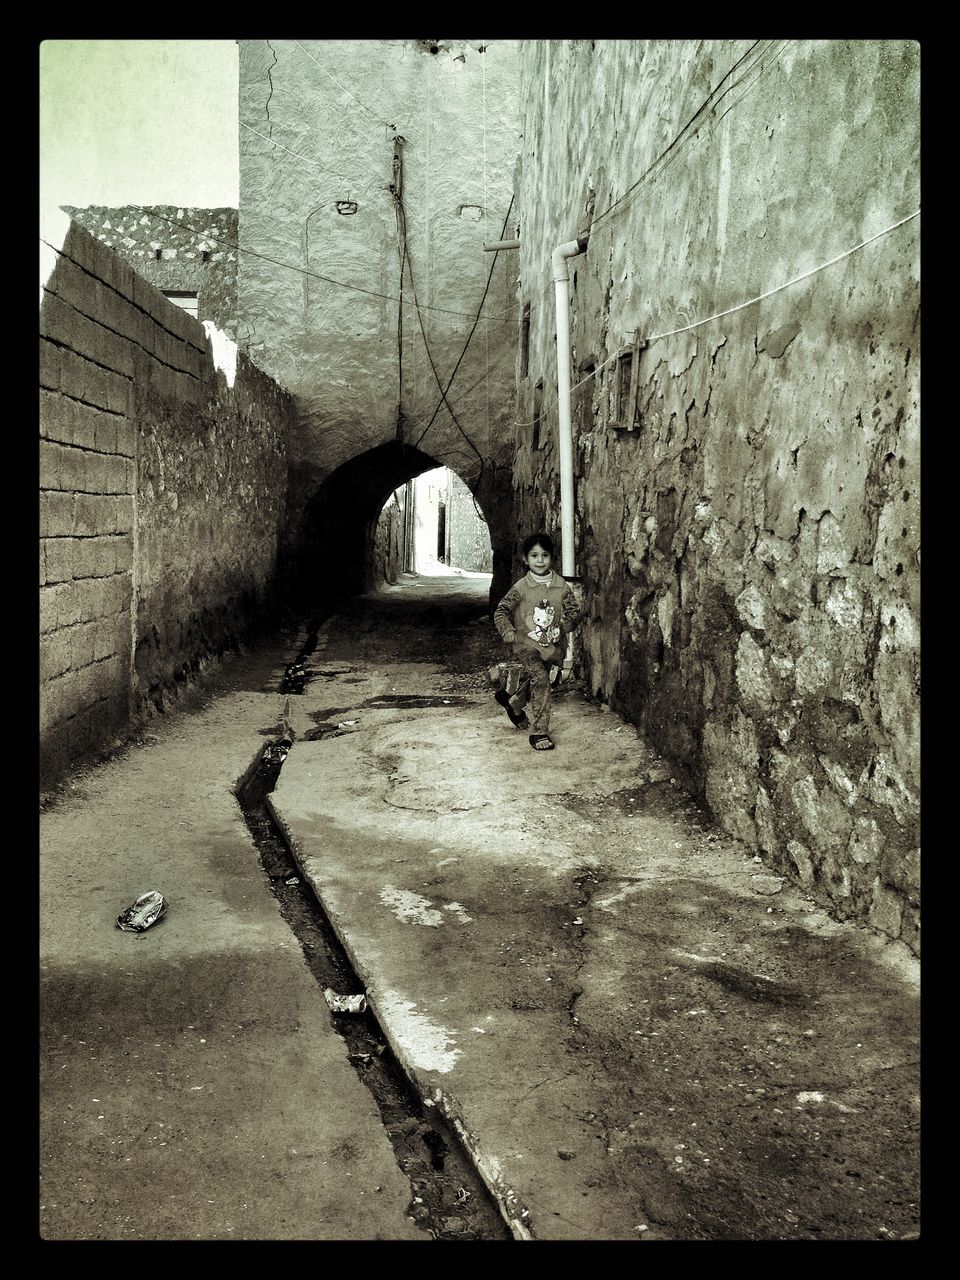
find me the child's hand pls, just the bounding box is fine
[503,630,517,644]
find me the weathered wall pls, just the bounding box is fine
[237,39,520,600]
[41,218,292,783]
[514,40,919,949]
[373,489,405,585]
[64,206,239,335]
[446,470,493,572]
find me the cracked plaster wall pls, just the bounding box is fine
[41,220,293,782]
[514,40,919,950]
[237,39,521,578]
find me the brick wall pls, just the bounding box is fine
[40,219,293,784]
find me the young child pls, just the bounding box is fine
[493,532,584,750]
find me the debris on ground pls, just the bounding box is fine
[262,740,291,766]
[323,988,368,1014]
[116,890,167,932]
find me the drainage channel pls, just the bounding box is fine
[236,734,511,1241]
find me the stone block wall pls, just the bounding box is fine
[513,40,919,949]
[41,218,293,784]
[63,206,238,336]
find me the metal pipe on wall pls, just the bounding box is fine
[551,235,589,579]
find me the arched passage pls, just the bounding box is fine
[285,442,503,612]
[380,466,493,580]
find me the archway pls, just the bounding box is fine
[377,466,493,582]
[284,441,512,619]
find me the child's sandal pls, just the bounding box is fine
[529,734,554,751]
[495,689,530,729]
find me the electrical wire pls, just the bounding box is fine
[239,119,342,179]
[411,195,516,451]
[577,39,781,239]
[124,204,522,322]
[510,208,920,429]
[395,203,407,441]
[643,210,919,344]
[508,43,795,334]
[290,39,398,132]
[393,188,484,467]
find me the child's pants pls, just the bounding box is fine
[509,647,553,733]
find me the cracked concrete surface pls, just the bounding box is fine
[270,573,919,1240]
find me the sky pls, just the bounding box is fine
[40,40,239,211]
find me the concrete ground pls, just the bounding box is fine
[40,570,920,1241]
[39,643,427,1242]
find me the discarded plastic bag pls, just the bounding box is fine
[117,890,167,933]
[323,988,367,1014]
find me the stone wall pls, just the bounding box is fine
[372,489,405,585]
[64,206,239,336]
[447,470,493,572]
[513,40,919,950]
[238,39,520,600]
[41,217,293,784]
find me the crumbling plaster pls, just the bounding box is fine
[513,39,919,949]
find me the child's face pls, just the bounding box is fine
[525,543,552,575]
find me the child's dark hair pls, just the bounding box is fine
[522,532,555,557]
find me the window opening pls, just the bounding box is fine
[162,290,199,319]
[520,302,531,380]
[532,380,544,452]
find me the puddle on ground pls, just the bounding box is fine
[361,694,474,709]
[302,723,353,741]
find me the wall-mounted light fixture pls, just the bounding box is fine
[335,201,359,216]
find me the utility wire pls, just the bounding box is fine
[393,188,484,467]
[643,210,919,344]
[412,195,516,451]
[393,138,407,441]
[577,39,778,239]
[291,39,398,132]
[510,208,920,429]
[239,119,342,178]
[124,204,521,322]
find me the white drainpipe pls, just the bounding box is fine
[551,235,589,578]
[551,234,589,680]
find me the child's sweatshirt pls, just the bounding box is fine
[494,570,583,663]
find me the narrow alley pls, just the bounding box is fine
[40,573,919,1241]
[40,38,920,1244]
